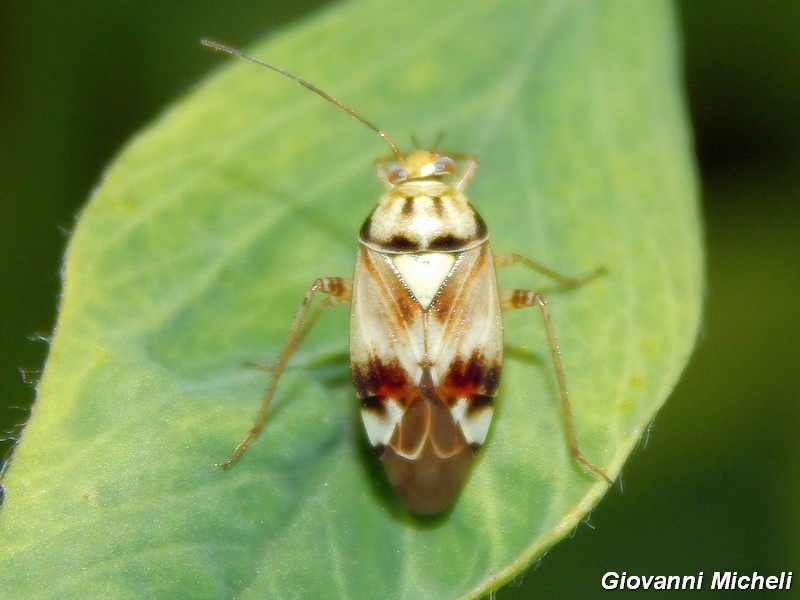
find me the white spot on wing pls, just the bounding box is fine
[391,253,455,309]
[451,397,493,445]
[361,398,404,447]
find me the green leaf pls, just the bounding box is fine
[0,0,701,598]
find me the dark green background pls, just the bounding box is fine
[1,1,797,597]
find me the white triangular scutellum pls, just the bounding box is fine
[391,253,455,309]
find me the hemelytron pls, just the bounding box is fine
[202,39,612,514]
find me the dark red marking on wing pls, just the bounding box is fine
[352,355,413,401]
[440,349,501,398]
[465,394,493,415]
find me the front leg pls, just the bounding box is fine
[494,252,606,288]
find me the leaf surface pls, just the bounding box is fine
[0,0,701,597]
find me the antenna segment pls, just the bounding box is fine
[200,39,402,160]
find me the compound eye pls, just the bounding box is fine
[434,156,455,176]
[387,165,407,184]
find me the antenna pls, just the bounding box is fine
[200,39,402,160]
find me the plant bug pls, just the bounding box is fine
[202,39,612,514]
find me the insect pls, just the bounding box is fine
[202,39,612,514]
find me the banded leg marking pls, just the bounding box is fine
[219,277,352,468]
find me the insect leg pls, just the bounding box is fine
[444,153,478,190]
[219,277,352,469]
[500,288,612,484]
[494,253,606,288]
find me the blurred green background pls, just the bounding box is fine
[1,1,797,597]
